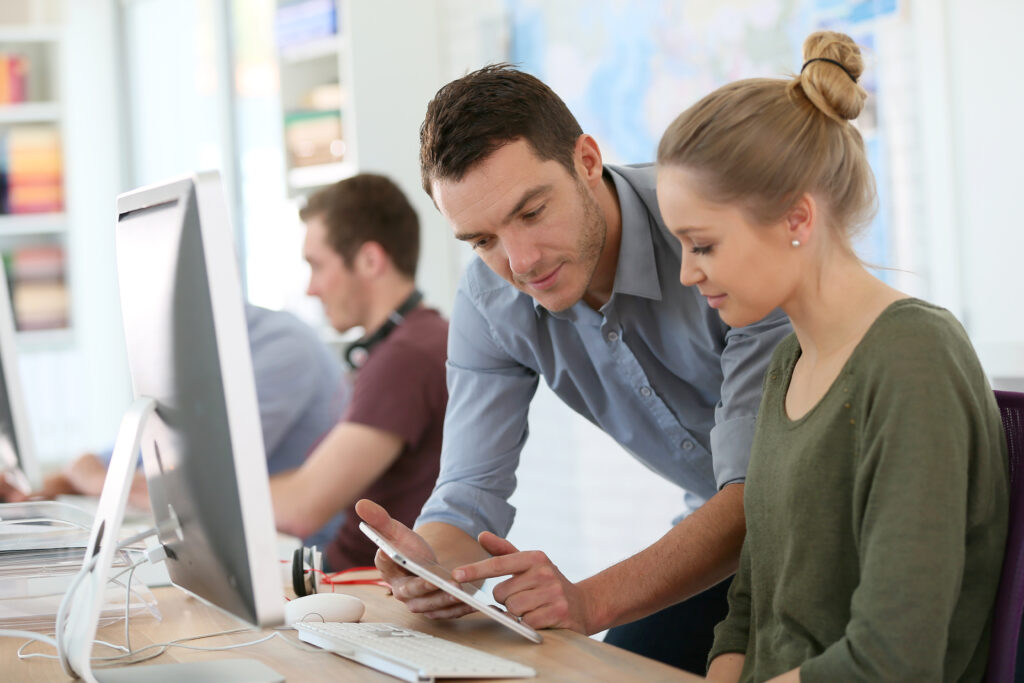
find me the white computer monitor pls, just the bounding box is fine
[0,263,39,495]
[63,171,284,683]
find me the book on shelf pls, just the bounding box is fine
[284,109,344,168]
[275,0,338,50]
[0,124,63,214]
[0,53,29,105]
[3,243,69,331]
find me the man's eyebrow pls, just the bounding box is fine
[453,185,553,242]
[502,185,552,225]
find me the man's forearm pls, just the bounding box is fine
[415,521,491,570]
[270,471,315,538]
[578,483,745,633]
[65,454,112,497]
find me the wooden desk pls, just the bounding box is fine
[3,577,701,682]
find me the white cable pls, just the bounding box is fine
[55,547,102,677]
[54,528,159,677]
[8,557,149,664]
[94,630,280,665]
[5,522,300,675]
[122,560,138,652]
[16,637,129,660]
[18,626,284,667]
[272,628,334,654]
[0,516,92,531]
[0,629,58,649]
[0,518,160,677]
[56,552,154,673]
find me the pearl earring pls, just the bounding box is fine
[791,239,801,247]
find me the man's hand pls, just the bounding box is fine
[452,532,592,633]
[355,499,474,619]
[1,470,77,503]
[0,473,29,502]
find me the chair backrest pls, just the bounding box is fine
[986,389,1024,682]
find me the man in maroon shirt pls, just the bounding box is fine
[269,173,448,570]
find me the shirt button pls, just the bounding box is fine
[639,386,652,397]
[606,331,619,342]
[682,440,694,450]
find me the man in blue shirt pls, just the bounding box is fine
[357,64,791,673]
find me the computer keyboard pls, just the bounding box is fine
[294,621,536,682]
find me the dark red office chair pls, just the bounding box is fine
[986,389,1024,682]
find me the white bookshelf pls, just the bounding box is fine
[270,1,460,316]
[276,0,354,197]
[0,23,70,347]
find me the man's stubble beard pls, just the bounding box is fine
[535,178,608,313]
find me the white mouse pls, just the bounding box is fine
[285,593,365,625]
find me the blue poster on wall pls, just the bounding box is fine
[508,0,900,275]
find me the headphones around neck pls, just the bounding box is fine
[343,289,423,369]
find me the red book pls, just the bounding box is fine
[9,55,27,104]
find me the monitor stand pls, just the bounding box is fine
[61,397,282,683]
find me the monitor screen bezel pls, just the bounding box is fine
[113,171,283,628]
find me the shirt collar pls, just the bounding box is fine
[534,165,663,321]
[605,165,662,303]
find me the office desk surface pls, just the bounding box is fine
[3,576,702,682]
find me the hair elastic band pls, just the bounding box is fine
[800,57,857,83]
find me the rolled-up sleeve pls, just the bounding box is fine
[710,308,791,489]
[415,286,539,539]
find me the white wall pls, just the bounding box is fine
[941,0,1024,384]
[345,1,463,313]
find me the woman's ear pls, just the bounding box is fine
[785,193,817,247]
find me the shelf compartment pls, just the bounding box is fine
[287,161,356,190]
[0,28,62,44]
[0,102,60,124]
[279,35,341,64]
[16,327,73,350]
[0,212,66,236]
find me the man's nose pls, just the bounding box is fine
[505,232,543,276]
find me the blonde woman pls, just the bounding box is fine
[656,31,1008,682]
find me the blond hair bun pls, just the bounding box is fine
[793,31,868,122]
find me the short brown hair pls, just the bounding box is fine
[419,63,584,196]
[300,173,419,278]
[657,31,876,249]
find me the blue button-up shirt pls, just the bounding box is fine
[417,164,791,538]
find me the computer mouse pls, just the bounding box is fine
[284,593,365,625]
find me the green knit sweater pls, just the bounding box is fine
[709,299,1008,682]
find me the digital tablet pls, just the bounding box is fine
[359,521,543,643]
